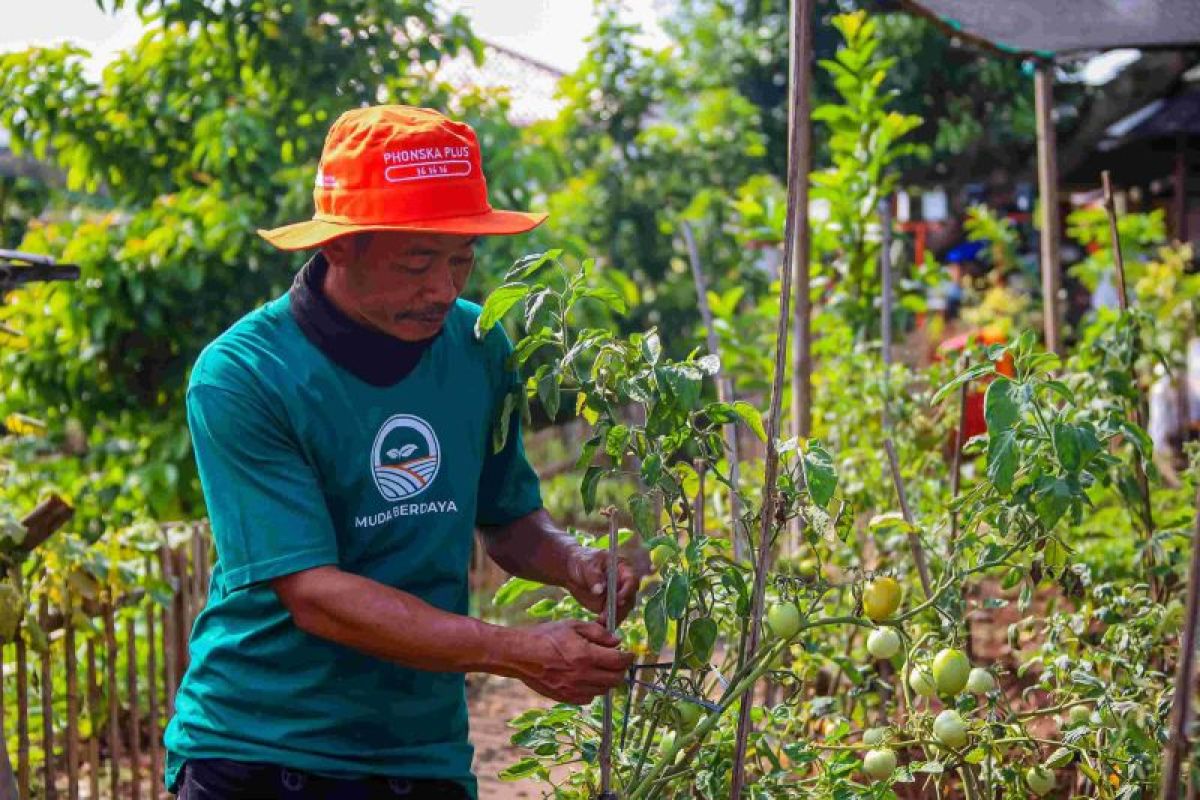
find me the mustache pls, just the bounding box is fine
[393,305,452,322]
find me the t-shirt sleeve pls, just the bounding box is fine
[476,328,544,527]
[188,382,339,591]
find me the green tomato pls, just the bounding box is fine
[867,628,902,660]
[862,748,897,781]
[1026,766,1056,796]
[933,710,969,750]
[966,667,996,694]
[909,665,937,698]
[1067,704,1091,727]
[673,701,702,730]
[863,577,902,621]
[862,727,889,747]
[650,545,674,570]
[932,648,970,696]
[766,602,802,640]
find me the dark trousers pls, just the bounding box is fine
[177,759,471,800]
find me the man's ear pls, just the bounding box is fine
[323,235,356,268]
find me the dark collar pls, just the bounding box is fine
[288,252,439,387]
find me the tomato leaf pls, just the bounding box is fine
[476,282,531,339]
[987,429,1018,494]
[984,376,1020,432]
[803,444,838,508]
[664,573,690,620]
[644,590,667,653]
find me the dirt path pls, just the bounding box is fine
[469,675,554,800]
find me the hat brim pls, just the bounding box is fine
[257,209,548,251]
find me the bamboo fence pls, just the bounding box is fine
[2,523,211,800]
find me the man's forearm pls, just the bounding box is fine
[272,566,527,677]
[480,508,583,588]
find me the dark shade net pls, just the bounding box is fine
[904,0,1200,55]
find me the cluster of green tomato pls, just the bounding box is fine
[767,576,1057,797]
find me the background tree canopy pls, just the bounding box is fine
[0,0,1088,536]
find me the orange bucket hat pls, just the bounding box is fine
[258,105,547,250]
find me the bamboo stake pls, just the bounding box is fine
[173,549,191,679]
[1162,484,1200,800]
[1034,60,1063,357]
[0,643,11,800]
[788,0,816,443]
[1102,171,1158,597]
[729,3,808,796]
[159,550,176,721]
[104,604,120,800]
[39,597,55,800]
[86,639,99,800]
[146,562,161,795]
[879,198,933,600]
[125,615,141,800]
[949,356,970,542]
[682,222,747,561]
[65,598,80,800]
[598,511,619,800]
[16,629,27,799]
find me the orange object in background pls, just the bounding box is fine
[937,327,1015,448]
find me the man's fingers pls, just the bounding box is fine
[573,621,619,647]
[583,642,637,671]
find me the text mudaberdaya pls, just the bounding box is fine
[355,499,460,528]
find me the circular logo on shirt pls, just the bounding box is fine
[370,414,442,501]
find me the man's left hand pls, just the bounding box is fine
[566,548,642,627]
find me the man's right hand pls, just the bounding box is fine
[509,620,635,705]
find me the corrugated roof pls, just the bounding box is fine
[438,40,566,126]
[903,0,1200,56]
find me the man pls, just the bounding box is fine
[165,105,640,800]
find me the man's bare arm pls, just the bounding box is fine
[480,508,641,625]
[272,566,633,704]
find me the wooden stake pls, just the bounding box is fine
[1102,170,1158,593]
[1034,60,1063,357]
[146,563,161,795]
[950,356,970,542]
[39,597,55,800]
[159,549,177,721]
[125,615,141,800]
[86,638,100,800]
[1162,484,1200,800]
[15,629,27,800]
[681,222,747,561]
[0,643,12,800]
[18,495,73,555]
[884,439,933,599]
[730,3,809,796]
[788,0,816,442]
[104,604,120,800]
[598,511,619,800]
[65,600,80,800]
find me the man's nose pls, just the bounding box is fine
[425,260,459,305]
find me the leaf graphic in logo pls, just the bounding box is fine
[385,444,419,462]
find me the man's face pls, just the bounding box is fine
[324,232,478,341]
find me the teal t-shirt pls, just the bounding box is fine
[163,293,542,796]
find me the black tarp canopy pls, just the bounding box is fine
[903,0,1200,56]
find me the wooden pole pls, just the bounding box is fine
[598,511,619,800]
[729,2,807,795]
[1034,60,1063,357]
[65,599,80,800]
[39,598,55,800]
[1162,484,1200,800]
[146,562,161,795]
[15,630,27,799]
[788,0,816,442]
[1102,171,1158,596]
[104,604,120,800]
[125,615,141,800]
[1175,135,1189,244]
[18,495,73,554]
[950,356,970,542]
[681,222,747,561]
[0,644,12,800]
[86,639,100,800]
[159,549,177,721]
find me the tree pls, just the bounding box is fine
[0,1,528,526]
